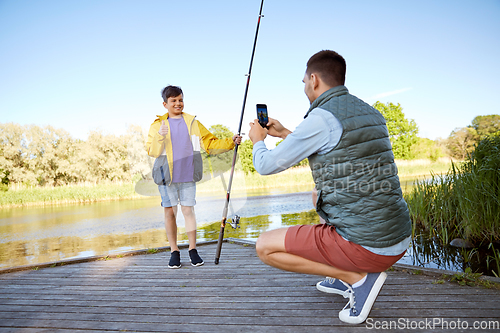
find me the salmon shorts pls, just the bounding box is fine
[285,224,405,273]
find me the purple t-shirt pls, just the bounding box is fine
[168,117,194,183]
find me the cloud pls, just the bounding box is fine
[368,87,412,100]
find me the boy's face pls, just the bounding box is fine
[163,94,184,118]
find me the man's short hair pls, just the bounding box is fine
[161,85,183,102]
[306,50,346,86]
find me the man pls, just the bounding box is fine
[248,50,411,324]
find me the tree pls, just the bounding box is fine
[75,131,131,183]
[0,123,30,186]
[447,127,478,160]
[206,124,257,174]
[24,125,77,186]
[471,114,500,138]
[411,137,446,161]
[126,125,153,181]
[373,101,419,159]
[201,125,235,178]
[446,114,500,160]
[208,124,234,139]
[238,139,255,174]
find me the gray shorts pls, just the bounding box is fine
[158,182,196,207]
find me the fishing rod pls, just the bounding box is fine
[215,0,265,265]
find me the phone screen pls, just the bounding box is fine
[256,104,268,128]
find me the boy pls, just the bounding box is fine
[146,85,241,268]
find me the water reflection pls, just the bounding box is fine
[398,226,499,276]
[1,190,497,276]
[0,190,315,269]
[0,210,319,269]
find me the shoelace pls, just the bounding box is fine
[326,277,336,284]
[342,285,358,315]
[324,277,352,298]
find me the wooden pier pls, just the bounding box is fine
[1,239,499,332]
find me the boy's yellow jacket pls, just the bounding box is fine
[146,112,235,185]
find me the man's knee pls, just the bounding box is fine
[255,228,287,260]
[255,234,268,259]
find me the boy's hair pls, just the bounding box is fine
[161,85,183,102]
[306,50,346,86]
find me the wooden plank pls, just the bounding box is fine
[0,241,499,333]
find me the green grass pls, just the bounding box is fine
[395,157,455,180]
[0,182,140,208]
[404,136,500,276]
[405,141,499,245]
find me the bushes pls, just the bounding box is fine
[0,123,139,187]
[405,136,500,245]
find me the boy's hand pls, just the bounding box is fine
[232,134,242,145]
[248,119,268,144]
[266,117,292,139]
[158,120,168,136]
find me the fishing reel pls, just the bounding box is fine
[229,215,240,229]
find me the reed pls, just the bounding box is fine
[0,182,140,208]
[405,136,500,246]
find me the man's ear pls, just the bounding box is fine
[163,102,168,109]
[310,73,320,90]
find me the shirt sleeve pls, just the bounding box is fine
[252,109,341,175]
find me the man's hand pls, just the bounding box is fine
[266,117,292,139]
[232,134,242,145]
[158,120,168,136]
[248,119,268,144]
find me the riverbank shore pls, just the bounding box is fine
[0,158,454,209]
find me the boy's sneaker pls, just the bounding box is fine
[316,277,351,298]
[338,272,387,324]
[189,249,204,267]
[168,250,181,269]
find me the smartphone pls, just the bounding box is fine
[256,104,268,128]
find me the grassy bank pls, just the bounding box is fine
[0,182,141,208]
[1,158,454,208]
[404,137,500,246]
[395,157,455,180]
[403,137,500,277]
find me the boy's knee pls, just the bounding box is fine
[181,205,195,216]
[164,207,176,218]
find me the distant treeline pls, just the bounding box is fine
[0,122,255,190]
[1,106,498,189]
[373,103,500,160]
[0,123,149,189]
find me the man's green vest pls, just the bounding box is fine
[307,86,411,248]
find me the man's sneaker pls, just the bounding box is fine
[338,272,387,324]
[189,248,204,267]
[316,277,351,298]
[168,250,181,269]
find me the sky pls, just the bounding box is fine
[1,0,499,144]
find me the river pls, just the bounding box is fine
[1,186,495,276]
[0,187,318,269]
